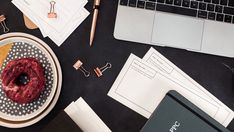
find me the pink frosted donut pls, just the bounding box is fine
[0,58,45,104]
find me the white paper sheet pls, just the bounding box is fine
[16,0,87,32]
[12,0,89,46]
[108,54,233,126]
[64,97,111,132]
[143,47,234,126]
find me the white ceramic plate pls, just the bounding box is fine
[0,33,62,127]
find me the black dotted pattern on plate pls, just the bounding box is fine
[0,42,54,116]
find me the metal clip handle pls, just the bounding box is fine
[99,63,112,73]
[79,67,90,77]
[0,15,9,33]
[48,1,57,18]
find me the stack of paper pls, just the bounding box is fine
[12,0,89,46]
[108,47,234,127]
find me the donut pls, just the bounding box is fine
[0,58,46,104]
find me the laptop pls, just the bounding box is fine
[114,0,234,58]
[140,90,230,132]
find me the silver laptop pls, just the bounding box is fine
[114,0,234,58]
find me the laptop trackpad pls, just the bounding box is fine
[151,12,204,51]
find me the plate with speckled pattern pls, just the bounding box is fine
[0,33,62,127]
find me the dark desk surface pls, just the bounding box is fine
[0,0,234,131]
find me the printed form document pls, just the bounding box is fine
[108,48,234,127]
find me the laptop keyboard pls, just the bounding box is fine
[120,0,234,23]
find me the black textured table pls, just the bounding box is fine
[0,0,233,131]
